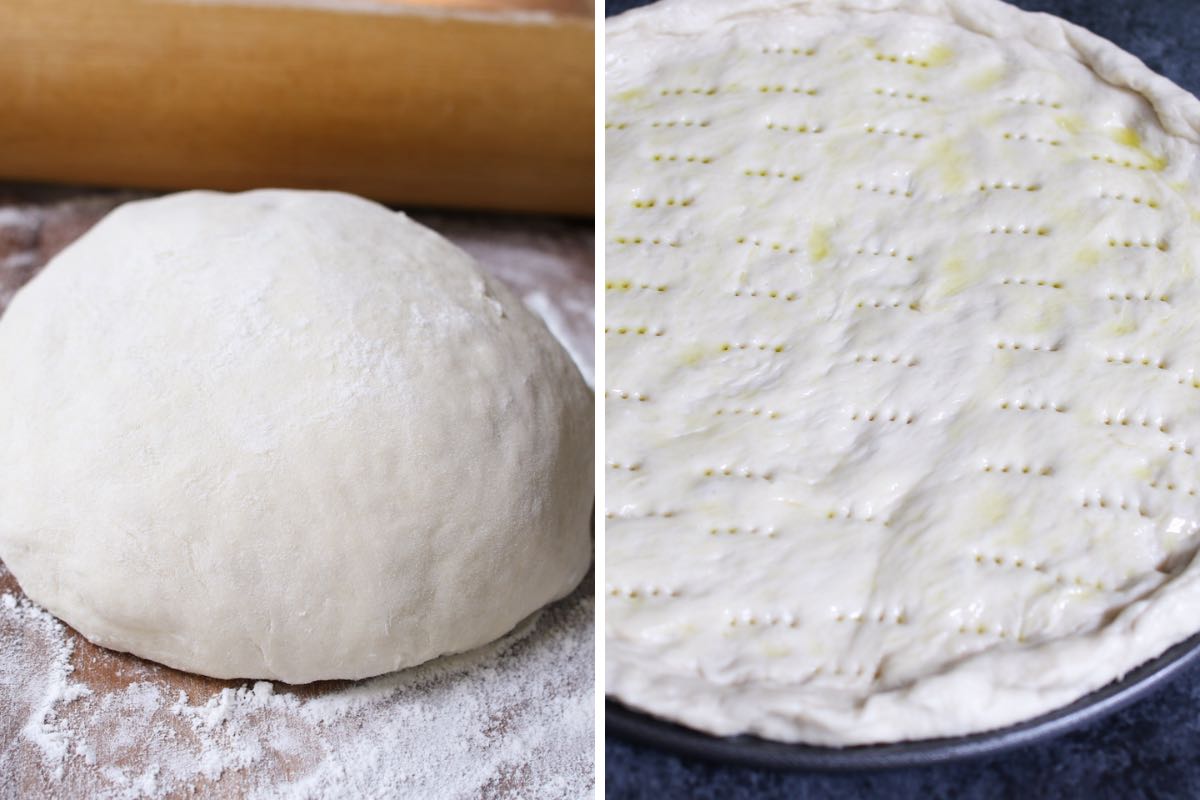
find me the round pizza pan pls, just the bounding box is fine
[606,627,1200,770]
[604,0,1200,776]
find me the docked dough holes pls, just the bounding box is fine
[0,190,593,683]
[606,0,1200,744]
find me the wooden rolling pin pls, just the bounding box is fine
[0,0,593,215]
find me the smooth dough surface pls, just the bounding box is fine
[606,0,1200,744]
[0,189,592,684]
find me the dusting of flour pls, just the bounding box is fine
[0,193,595,799]
[0,570,594,799]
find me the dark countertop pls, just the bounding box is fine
[604,0,1200,797]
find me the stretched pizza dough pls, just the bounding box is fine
[0,189,592,683]
[607,0,1200,743]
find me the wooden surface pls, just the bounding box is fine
[373,0,591,11]
[333,0,592,11]
[0,185,595,798]
[0,0,594,215]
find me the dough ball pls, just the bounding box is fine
[0,190,593,683]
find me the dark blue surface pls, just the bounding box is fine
[604,0,1200,797]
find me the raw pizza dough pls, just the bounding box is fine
[0,189,593,684]
[606,0,1200,744]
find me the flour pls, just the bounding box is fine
[0,207,41,304]
[525,290,595,387]
[0,564,593,799]
[1,591,91,781]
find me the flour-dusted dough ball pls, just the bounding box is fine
[0,190,593,683]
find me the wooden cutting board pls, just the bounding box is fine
[0,0,594,215]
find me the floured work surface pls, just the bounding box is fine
[606,0,1200,746]
[0,186,594,798]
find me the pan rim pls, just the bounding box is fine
[605,626,1200,771]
